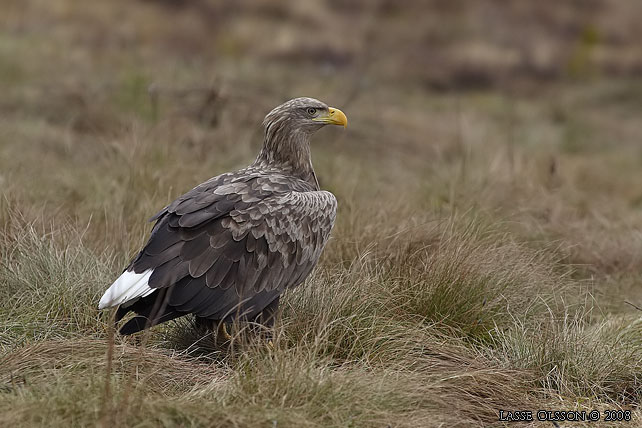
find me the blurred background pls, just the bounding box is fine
[2,0,642,299]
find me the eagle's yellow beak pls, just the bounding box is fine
[315,107,348,128]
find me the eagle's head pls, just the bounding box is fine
[263,97,348,136]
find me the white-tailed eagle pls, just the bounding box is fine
[98,97,347,335]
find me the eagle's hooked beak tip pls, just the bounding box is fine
[326,107,348,128]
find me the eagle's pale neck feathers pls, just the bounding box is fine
[253,109,319,189]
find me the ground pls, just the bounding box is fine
[1,1,642,427]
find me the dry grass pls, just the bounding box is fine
[2,0,642,426]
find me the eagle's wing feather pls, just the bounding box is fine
[107,172,336,323]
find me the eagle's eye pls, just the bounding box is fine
[306,107,317,116]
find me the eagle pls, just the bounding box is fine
[98,97,347,337]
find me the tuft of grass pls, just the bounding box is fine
[0,213,116,349]
[488,311,642,403]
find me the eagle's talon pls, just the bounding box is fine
[218,322,232,341]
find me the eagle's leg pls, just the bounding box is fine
[194,317,232,343]
[253,296,280,343]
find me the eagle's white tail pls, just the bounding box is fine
[98,270,154,309]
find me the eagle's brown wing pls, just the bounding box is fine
[115,171,336,333]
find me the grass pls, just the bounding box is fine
[2,0,642,426]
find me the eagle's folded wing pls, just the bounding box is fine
[100,180,336,322]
